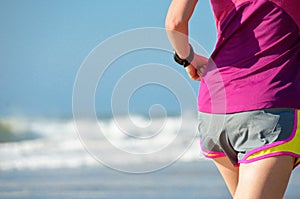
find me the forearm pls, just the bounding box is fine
[165,0,198,58]
[166,23,190,59]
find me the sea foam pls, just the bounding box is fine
[0,114,204,171]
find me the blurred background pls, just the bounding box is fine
[0,0,216,169]
[0,0,216,117]
[2,1,298,199]
[0,2,226,198]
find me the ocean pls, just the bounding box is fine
[0,114,202,171]
[0,115,299,199]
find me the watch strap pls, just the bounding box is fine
[174,44,194,67]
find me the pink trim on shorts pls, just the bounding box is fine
[239,109,299,168]
[200,139,239,167]
[199,139,226,158]
[239,152,300,169]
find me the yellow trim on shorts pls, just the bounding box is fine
[202,152,225,158]
[242,110,300,168]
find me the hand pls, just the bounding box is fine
[185,53,208,81]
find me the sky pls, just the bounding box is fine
[0,0,216,117]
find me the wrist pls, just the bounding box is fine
[174,44,194,67]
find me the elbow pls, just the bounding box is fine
[165,15,186,31]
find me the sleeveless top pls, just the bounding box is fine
[198,0,300,113]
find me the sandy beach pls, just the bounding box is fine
[1,161,299,199]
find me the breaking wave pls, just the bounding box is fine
[0,114,204,171]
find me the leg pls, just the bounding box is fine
[213,157,239,197]
[234,155,295,199]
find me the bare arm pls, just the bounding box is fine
[165,0,208,81]
[165,0,197,58]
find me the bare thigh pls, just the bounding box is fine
[213,157,239,197]
[234,155,295,199]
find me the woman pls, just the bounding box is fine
[166,0,300,198]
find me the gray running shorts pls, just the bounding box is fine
[198,108,300,167]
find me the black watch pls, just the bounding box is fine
[174,44,194,67]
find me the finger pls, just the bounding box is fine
[185,64,201,81]
[193,76,201,81]
[189,72,201,81]
[197,65,205,75]
[197,65,205,72]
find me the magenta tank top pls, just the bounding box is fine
[198,0,300,113]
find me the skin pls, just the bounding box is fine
[215,156,294,199]
[165,0,208,81]
[213,157,239,196]
[165,1,295,198]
